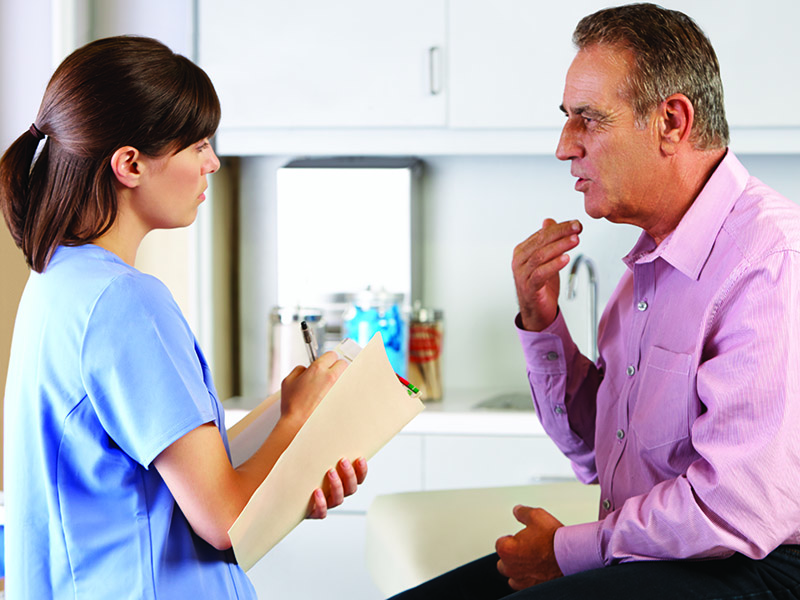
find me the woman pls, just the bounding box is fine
[0,36,366,598]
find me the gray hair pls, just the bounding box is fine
[574,3,729,150]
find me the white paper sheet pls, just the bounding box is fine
[227,392,282,468]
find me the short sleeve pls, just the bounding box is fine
[80,272,216,467]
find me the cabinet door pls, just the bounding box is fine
[448,0,600,129]
[198,0,446,129]
[341,433,424,512]
[665,0,800,128]
[247,513,382,599]
[423,435,576,490]
[448,0,800,131]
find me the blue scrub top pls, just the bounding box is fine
[3,245,256,599]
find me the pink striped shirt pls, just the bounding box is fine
[519,151,800,575]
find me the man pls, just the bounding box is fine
[391,4,800,599]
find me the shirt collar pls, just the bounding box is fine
[623,150,749,280]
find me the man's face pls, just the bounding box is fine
[556,44,662,228]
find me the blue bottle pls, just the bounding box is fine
[343,288,408,377]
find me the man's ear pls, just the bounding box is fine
[110,146,142,188]
[659,93,694,155]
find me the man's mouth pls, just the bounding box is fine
[574,176,590,192]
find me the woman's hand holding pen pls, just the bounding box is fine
[280,351,346,426]
[280,351,369,519]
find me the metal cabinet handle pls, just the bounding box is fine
[429,46,442,96]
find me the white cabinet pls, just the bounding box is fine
[244,435,425,599]
[447,1,592,129]
[423,434,575,490]
[197,0,446,129]
[246,513,382,599]
[448,0,800,132]
[664,0,800,129]
[198,1,800,155]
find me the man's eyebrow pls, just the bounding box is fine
[560,103,592,116]
[560,104,608,120]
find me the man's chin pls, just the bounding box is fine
[582,197,608,220]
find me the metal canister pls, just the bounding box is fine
[407,305,443,402]
[343,288,408,377]
[268,307,325,393]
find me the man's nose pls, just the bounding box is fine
[556,120,583,162]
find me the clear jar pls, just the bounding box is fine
[268,307,325,393]
[408,305,444,402]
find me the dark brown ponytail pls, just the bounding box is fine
[0,131,45,261]
[0,35,221,272]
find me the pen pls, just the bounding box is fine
[300,320,317,363]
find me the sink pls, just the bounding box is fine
[474,392,533,411]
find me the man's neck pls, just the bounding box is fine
[647,148,727,246]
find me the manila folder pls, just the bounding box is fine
[228,333,425,571]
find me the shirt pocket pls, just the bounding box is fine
[631,346,693,449]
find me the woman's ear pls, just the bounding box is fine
[659,93,694,156]
[110,146,142,188]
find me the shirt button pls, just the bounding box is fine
[545,351,559,361]
[616,429,625,440]
[637,300,648,311]
[626,365,636,376]
[554,405,565,415]
[602,499,612,511]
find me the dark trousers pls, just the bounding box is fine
[389,546,800,600]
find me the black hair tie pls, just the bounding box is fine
[29,123,45,141]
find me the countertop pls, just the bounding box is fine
[223,387,545,437]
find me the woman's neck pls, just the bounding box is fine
[92,215,147,267]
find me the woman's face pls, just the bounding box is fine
[132,139,220,231]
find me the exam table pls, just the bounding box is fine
[365,480,600,596]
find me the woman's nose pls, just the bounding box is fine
[205,147,221,174]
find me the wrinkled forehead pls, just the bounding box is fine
[562,45,634,109]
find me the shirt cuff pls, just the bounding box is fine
[514,309,565,336]
[554,521,604,576]
[515,311,571,369]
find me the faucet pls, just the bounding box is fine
[567,254,598,361]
